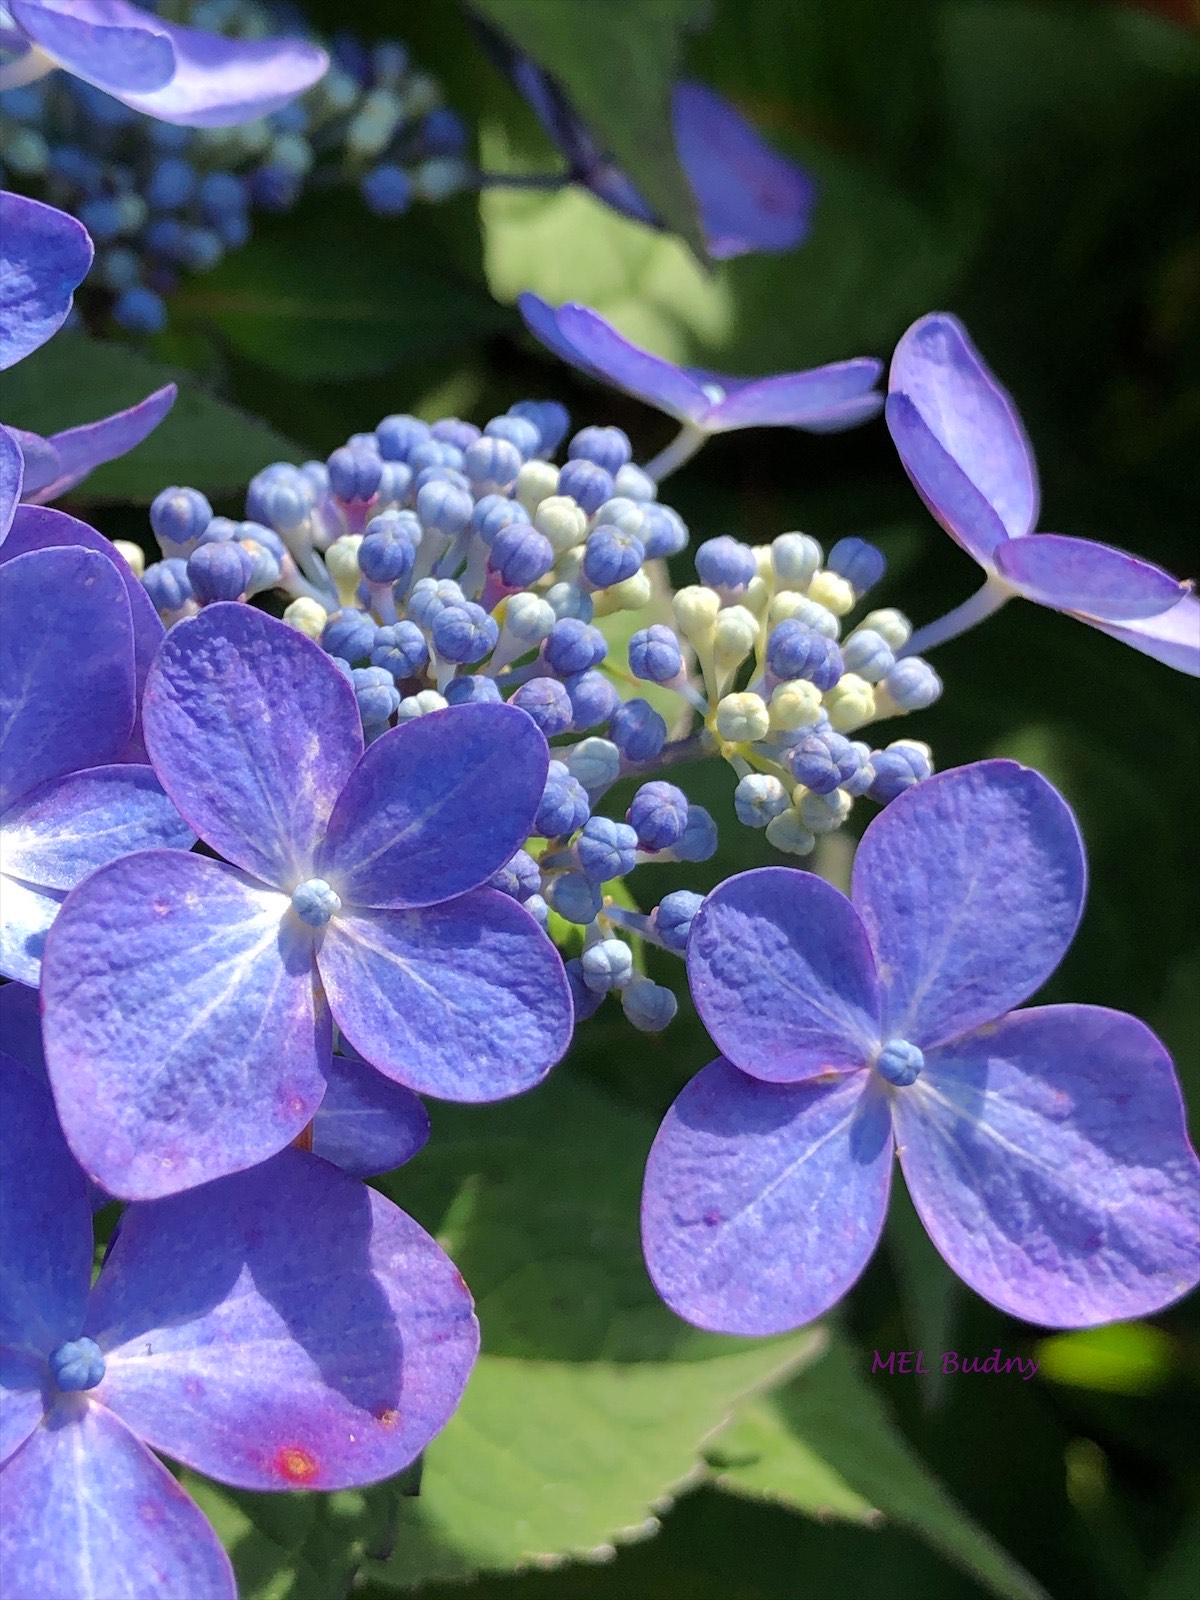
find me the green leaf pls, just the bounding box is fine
[885,1184,961,1410]
[0,332,301,503]
[1034,1323,1177,1397]
[467,0,708,255]
[709,1339,1049,1600]
[173,196,511,381]
[364,1070,822,1587]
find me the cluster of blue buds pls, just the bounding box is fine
[0,0,469,335]
[138,400,941,1031]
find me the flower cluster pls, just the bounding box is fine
[1,0,468,335]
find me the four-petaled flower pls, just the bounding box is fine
[43,602,572,1200]
[642,760,1200,1334]
[0,0,327,125]
[886,313,1198,675]
[0,541,193,984]
[1,190,175,539]
[0,1045,476,1597]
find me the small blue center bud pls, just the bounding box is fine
[639,504,689,559]
[875,1038,924,1087]
[291,879,342,927]
[50,1337,106,1393]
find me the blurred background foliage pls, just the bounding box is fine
[7,1,1199,1596]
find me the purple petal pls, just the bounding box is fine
[319,703,547,909]
[521,296,709,422]
[89,1148,478,1490]
[8,427,60,499]
[0,1051,92,1365]
[0,1351,43,1468]
[1087,591,1200,677]
[888,312,1040,543]
[109,6,328,127]
[1,764,193,890]
[642,1059,893,1335]
[3,505,165,757]
[0,546,134,813]
[41,850,329,1199]
[851,761,1085,1050]
[0,191,93,371]
[672,81,816,259]
[703,361,884,433]
[994,533,1186,622]
[0,1402,236,1600]
[142,602,362,889]
[0,980,43,1076]
[9,0,176,93]
[885,392,1011,565]
[0,426,23,543]
[311,1050,429,1177]
[688,867,882,1084]
[895,1006,1200,1327]
[318,891,571,1102]
[26,384,177,503]
[0,873,64,985]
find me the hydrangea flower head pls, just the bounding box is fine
[2,0,327,126]
[0,191,175,530]
[642,759,1200,1334]
[42,601,572,1199]
[0,1048,477,1595]
[0,538,193,983]
[520,293,883,465]
[887,313,1198,674]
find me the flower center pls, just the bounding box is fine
[49,1337,106,1392]
[290,878,342,926]
[874,1037,924,1087]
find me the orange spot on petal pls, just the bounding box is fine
[375,1408,400,1428]
[275,1445,319,1483]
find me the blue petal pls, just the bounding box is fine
[0,191,92,371]
[9,0,175,93]
[312,1050,429,1176]
[28,384,177,503]
[0,427,23,543]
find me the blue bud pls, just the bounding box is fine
[547,871,601,926]
[187,540,252,604]
[371,620,429,681]
[610,699,667,763]
[628,624,683,683]
[328,445,383,503]
[875,1037,924,1087]
[150,485,212,554]
[291,878,342,927]
[359,515,417,585]
[695,536,756,592]
[444,674,502,706]
[638,503,688,558]
[463,435,523,494]
[112,286,166,336]
[142,558,192,615]
[622,976,677,1032]
[490,525,554,587]
[431,418,481,451]
[563,669,619,731]
[361,163,413,216]
[841,628,895,683]
[414,464,469,497]
[868,742,933,803]
[535,761,591,837]
[734,773,790,828]
[420,106,469,157]
[198,170,246,219]
[613,463,658,502]
[827,536,887,594]
[654,890,704,953]
[432,602,499,665]
[545,582,593,623]
[583,524,644,588]
[250,163,302,211]
[77,195,125,243]
[246,464,312,531]
[145,155,195,210]
[484,414,541,456]
[568,425,632,476]
[558,458,614,515]
[98,247,140,292]
[884,657,942,712]
[627,781,689,851]
[565,957,605,1020]
[841,742,877,797]
[376,414,431,462]
[577,815,639,883]
[214,208,251,250]
[580,938,634,993]
[788,730,863,795]
[544,618,606,676]
[489,848,542,901]
[766,620,843,690]
[49,1337,106,1393]
[512,676,573,737]
[673,804,719,862]
[472,494,529,546]
[508,399,569,457]
[322,608,376,664]
[351,666,400,728]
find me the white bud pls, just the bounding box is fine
[824,673,876,731]
[325,535,363,606]
[715,692,770,744]
[768,679,823,732]
[515,459,559,513]
[765,808,816,856]
[283,597,328,640]
[593,498,644,537]
[768,590,839,636]
[395,690,448,722]
[673,584,721,643]
[861,607,912,651]
[534,494,587,553]
[604,571,652,611]
[734,773,790,828]
[712,605,759,674]
[772,532,822,589]
[613,464,656,502]
[796,787,853,834]
[112,540,145,578]
[753,544,775,580]
[807,569,856,616]
[504,592,556,643]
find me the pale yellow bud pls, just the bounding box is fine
[712,606,759,675]
[765,808,816,856]
[806,569,856,616]
[396,690,447,722]
[715,692,770,744]
[861,608,912,651]
[112,540,145,578]
[753,544,774,580]
[515,460,559,514]
[283,597,328,640]
[741,574,771,616]
[556,545,586,585]
[325,535,363,607]
[824,673,876,732]
[673,584,721,644]
[768,679,823,732]
[535,495,587,554]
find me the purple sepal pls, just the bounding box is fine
[42,850,331,1200]
[0,1402,237,1600]
[851,761,1085,1050]
[1089,592,1200,677]
[318,702,548,909]
[689,867,881,1084]
[9,1,176,93]
[702,361,883,432]
[542,300,708,421]
[312,1050,430,1176]
[142,602,362,889]
[993,533,1186,622]
[896,1007,1200,1326]
[642,1059,892,1335]
[88,1148,478,1489]
[0,191,93,372]
[0,427,23,543]
[884,392,1010,564]
[23,384,177,503]
[318,891,572,1103]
